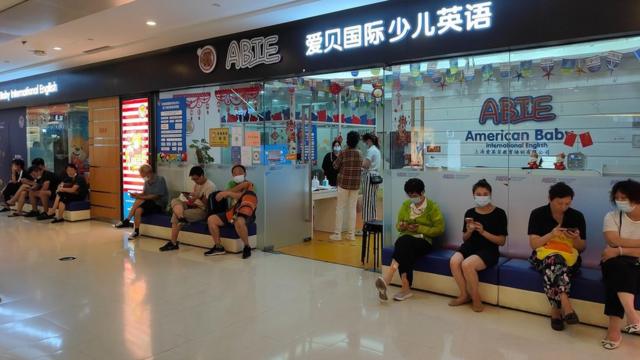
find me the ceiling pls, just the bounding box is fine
[0,0,385,83]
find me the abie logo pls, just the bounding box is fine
[479,95,556,125]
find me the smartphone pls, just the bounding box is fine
[465,217,474,224]
[565,227,578,233]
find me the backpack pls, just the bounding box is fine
[207,191,228,215]
[225,190,258,223]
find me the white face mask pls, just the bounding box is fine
[474,196,491,207]
[333,146,341,153]
[616,200,636,214]
[409,196,423,205]
[233,175,245,183]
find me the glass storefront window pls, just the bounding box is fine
[26,102,89,175]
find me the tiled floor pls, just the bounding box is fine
[0,216,638,359]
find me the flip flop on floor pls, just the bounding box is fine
[601,338,622,350]
[623,323,640,335]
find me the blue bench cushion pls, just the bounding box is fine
[382,247,506,285]
[66,200,90,211]
[499,259,640,308]
[141,213,257,238]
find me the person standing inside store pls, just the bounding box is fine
[114,164,169,240]
[321,140,341,187]
[1,159,26,212]
[330,131,363,241]
[360,133,382,231]
[528,182,586,331]
[600,179,640,350]
[159,166,216,252]
[449,179,508,312]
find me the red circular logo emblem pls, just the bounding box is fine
[197,46,217,74]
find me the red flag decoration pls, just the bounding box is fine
[579,132,594,147]
[272,112,283,121]
[564,131,577,147]
[317,109,327,122]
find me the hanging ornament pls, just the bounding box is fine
[296,77,305,89]
[561,59,577,75]
[481,64,494,82]
[371,83,384,99]
[288,86,296,95]
[393,79,402,91]
[427,62,437,77]
[329,82,343,95]
[370,68,381,76]
[445,69,456,84]
[438,80,448,91]
[585,55,602,73]
[351,70,359,77]
[410,63,421,77]
[540,58,554,80]
[414,76,424,87]
[606,51,623,74]
[464,68,476,82]
[353,78,363,90]
[520,60,533,78]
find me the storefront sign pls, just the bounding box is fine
[157,99,187,155]
[226,35,281,70]
[121,98,150,217]
[305,2,493,56]
[0,81,58,102]
[478,95,556,125]
[209,128,229,147]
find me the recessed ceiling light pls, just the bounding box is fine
[146,20,157,26]
[53,47,62,51]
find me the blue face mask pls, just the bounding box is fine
[616,200,636,214]
[409,196,422,204]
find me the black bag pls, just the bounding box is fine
[369,172,383,185]
[207,191,228,215]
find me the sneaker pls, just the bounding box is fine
[551,317,565,331]
[36,213,53,221]
[347,234,356,241]
[8,211,24,217]
[24,210,39,218]
[375,277,388,301]
[159,242,179,252]
[128,230,140,240]
[393,290,413,301]
[204,245,226,256]
[564,312,579,325]
[242,245,252,259]
[329,234,342,241]
[114,219,132,228]
[51,217,65,224]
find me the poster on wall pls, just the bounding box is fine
[121,98,150,218]
[299,125,317,162]
[157,98,187,163]
[209,128,229,147]
[244,131,261,146]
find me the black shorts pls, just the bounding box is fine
[59,192,85,205]
[140,200,163,214]
[458,242,499,268]
[214,212,255,226]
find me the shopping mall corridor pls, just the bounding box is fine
[0,216,637,360]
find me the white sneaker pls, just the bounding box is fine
[347,234,356,241]
[329,234,342,241]
[393,290,413,301]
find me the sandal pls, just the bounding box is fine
[601,338,622,350]
[623,323,640,335]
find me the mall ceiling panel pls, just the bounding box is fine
[0,0,133,39]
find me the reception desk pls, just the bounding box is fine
[312,187,348,233]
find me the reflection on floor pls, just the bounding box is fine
[1,216,638,359]
[278,231,382,269]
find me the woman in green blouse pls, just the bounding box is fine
[375,178,445,301]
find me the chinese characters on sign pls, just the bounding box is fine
[305,2,493,56]
[158,99,186,154]
[209,128,230,147]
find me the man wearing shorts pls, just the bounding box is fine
[115,164,169,240]
[11,164,58,218]
[159,166,216,252]
[204,165,257,259]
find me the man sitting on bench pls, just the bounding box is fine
[47,163,88,223]
[205,165,257,259]
[1,158,26,212]
[5,158,43,212]
[115,164,169,240]
[11,163,59,218]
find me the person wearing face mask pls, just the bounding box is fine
[449,179,508,312]
[527,182,586,331]
[375,178,445,302]
[205,165,257,259]
[114,164,169,240]
[321,140,341,187]
[600,179,640,350]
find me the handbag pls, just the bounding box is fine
[369,172,383,185]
